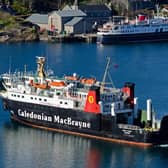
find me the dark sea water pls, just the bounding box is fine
[0,42,168,168]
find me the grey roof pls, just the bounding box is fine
[64,17,83,26]
[26,14,48,24]
[62,5,73,11]
[52,10,86,17]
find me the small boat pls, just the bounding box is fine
[48,81,66,87]
[80,78,96,85]
[32,83,49,89]
[65,75,78,81]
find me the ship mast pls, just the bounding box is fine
[101,57,115,91]
[36,56,46,79]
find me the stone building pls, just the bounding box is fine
[48,9,86,34]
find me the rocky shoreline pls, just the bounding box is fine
[0,28,39,43]
[0,10,40,43]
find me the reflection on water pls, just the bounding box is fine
[0,121,168,168]
[1,121,91,168]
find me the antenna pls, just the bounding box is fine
[101,57,115,91]
[24,64,27,75]
[46,55,48,74]
[8,55,11,75]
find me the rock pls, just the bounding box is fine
[0,27,39,43]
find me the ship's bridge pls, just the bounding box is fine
[100,87,127,114]
[100,87,122,103]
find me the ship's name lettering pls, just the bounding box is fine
[54,115,91,129]
[18,109,52,122]
[17,109,91,129]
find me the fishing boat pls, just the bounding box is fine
[1,56,168,147]
[97,14,168,44]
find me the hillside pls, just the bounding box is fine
[1,0,168,15]
[2,0,100,13]
[0,12,39,42]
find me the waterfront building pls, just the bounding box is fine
[48,10,86,34]
[48,4,112,34]
[79,4,112,25]
[26,14,48,31]
[26,3,111,35]
[64,17,84,34]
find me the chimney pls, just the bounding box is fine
[73,0,78,10]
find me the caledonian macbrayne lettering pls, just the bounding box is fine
[18,109,91,129]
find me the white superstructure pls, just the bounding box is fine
[97,15,168,36]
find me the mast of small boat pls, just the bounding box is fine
[156,4,160,18]
[101,57,115,91]
[24,64,27,76]
[8,55,11,76]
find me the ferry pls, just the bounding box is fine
[1,56,168,147]
[97,14,168,44]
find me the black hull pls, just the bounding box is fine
[3,98,168,147]
[97,32,168,44]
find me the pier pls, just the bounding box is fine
[47,34,97,43]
